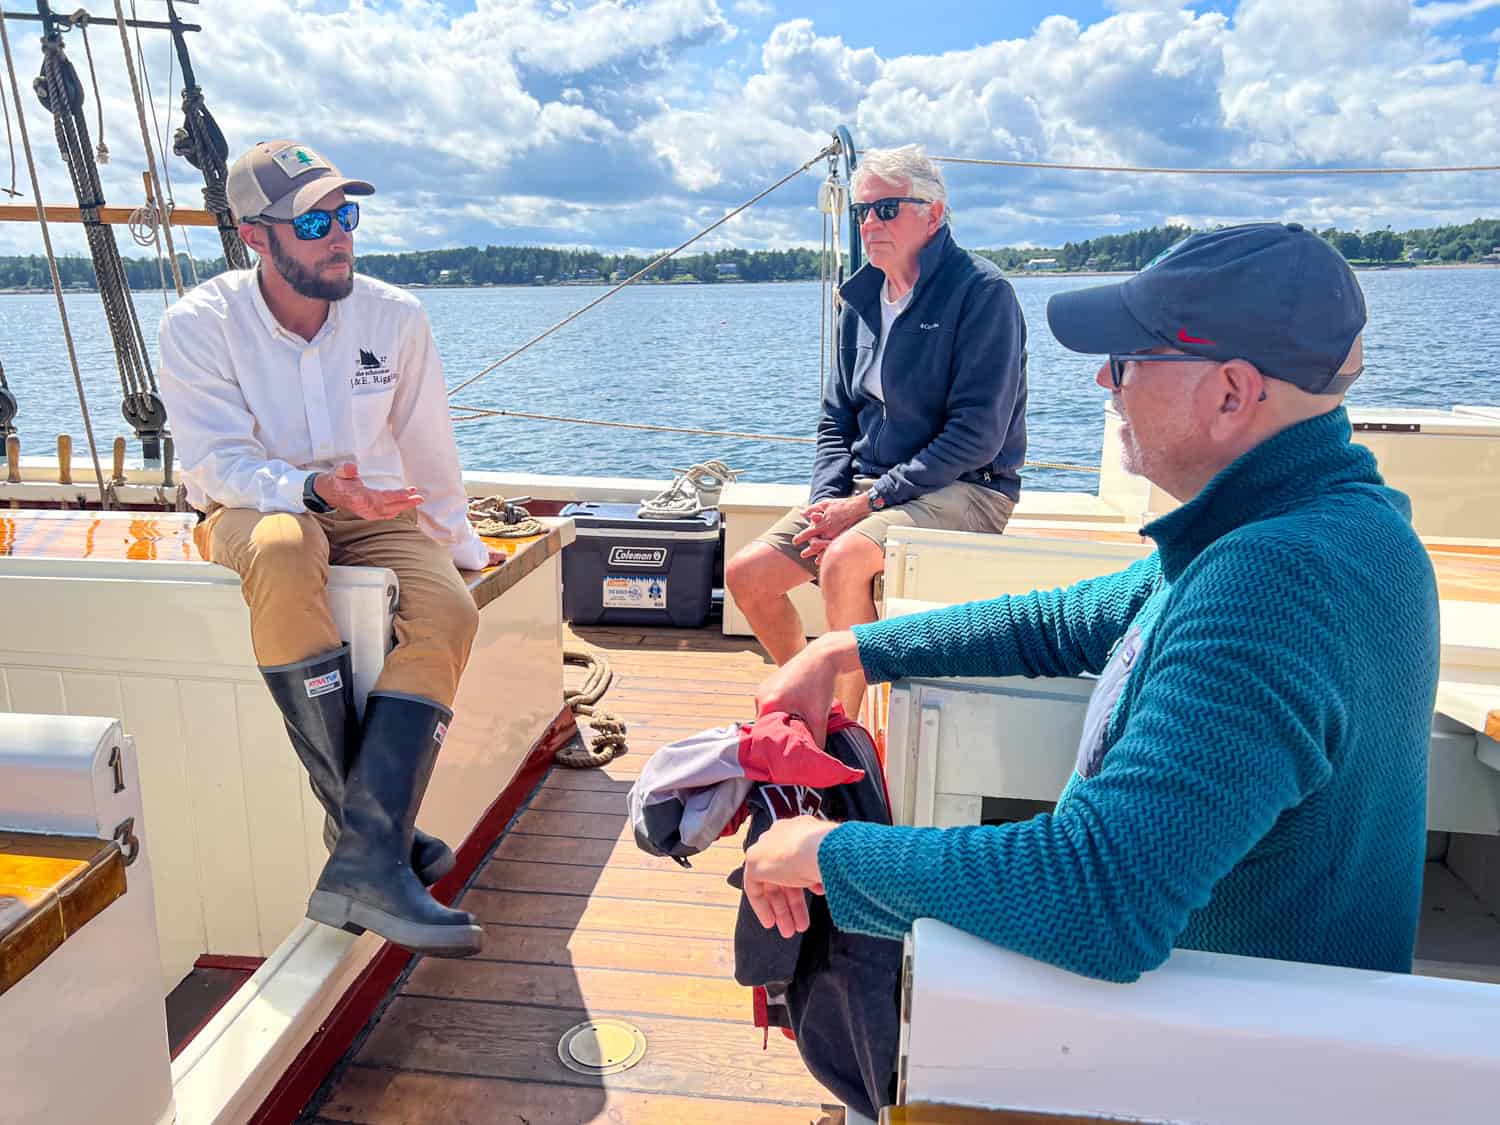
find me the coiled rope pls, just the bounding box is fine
[638,459,743,519]
[466,495,545,538]
[560,647,628,768]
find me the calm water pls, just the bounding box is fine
[2,269,1497,495]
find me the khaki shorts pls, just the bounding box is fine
[758,479,1015,576]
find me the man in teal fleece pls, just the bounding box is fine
[742,222,1441,983]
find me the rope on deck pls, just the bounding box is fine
[560,646,629,768]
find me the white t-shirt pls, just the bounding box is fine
[862,280,914,403]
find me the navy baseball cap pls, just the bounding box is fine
[1046,222,1366,394]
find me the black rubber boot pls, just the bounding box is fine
[306,692,483,958]
[261,648,456,887]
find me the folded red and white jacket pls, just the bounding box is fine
[627,705,865,863]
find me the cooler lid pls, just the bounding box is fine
[561,502,722,533]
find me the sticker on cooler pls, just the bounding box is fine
[603,574,668,609]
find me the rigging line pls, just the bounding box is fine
[908,153,1500,176]
[152,10,198,283]
[131,0,174,203]
[446,405,1103,473]
[449,406,818,444]
[0,12,108,507]
[445,142,839,399]
[115,0,183,296]
[0,52,17,197]
[75,16,108,163]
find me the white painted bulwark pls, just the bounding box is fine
[0,717,175,1125]
[165,537,569,1125]
[0,557,396,990]
[883,524,1149,605]
[900,918,1500,1124]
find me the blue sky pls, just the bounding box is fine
[2,0,1498,257]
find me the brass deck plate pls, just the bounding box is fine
[557,1018,647,1076]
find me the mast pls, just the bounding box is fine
[834,125,861,276]
[164,0,249,268]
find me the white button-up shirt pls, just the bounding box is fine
[157,269,487,570]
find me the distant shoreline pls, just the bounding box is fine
[1,259,1495,296]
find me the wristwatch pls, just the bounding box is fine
[866,490,886,512]
[303,472,333,514]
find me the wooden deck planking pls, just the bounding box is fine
[317,624,837,1124]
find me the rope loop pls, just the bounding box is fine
[467,495,546,538]
[560,647,629,768]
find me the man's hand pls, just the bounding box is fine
[755,631,864,746]
[314,462,424,521]
[743,816,838,938]
[792,495,867,561]
[485,547,509,568]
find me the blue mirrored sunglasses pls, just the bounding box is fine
[261,201,360,241]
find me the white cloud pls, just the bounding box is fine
[0,0,1495,260]
[1412,0,1500,26]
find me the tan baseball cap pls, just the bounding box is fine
[226,140,374,223]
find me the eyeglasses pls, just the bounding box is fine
[258,201,360,241]
[1106,352,1213,388]
[1108,351,1292,401]
[851,197,930,223]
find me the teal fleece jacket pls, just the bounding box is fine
[822,408,1440,981]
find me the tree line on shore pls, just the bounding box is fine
[1,218,1495,292]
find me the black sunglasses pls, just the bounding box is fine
[1108,351,1301,401]
[258,201,360,241]
[851,197,930,223]
[1106,352,1213,388]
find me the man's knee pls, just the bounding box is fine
[726,543,802,603]
[429,584,480,652]
[227,512,328,588]
[819,533,884,598]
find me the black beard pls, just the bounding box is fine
[266,226,355,301]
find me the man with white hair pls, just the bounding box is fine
[726,145,1028,717]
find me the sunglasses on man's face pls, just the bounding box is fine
[1107,351,1282,401]
[261,201,360,241]
[851,197,930,224]
[1106,352,1213,388]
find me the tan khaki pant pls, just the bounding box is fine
[199,508,479,708]
[757,479,1017,576]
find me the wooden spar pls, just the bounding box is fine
[0,203,219,227]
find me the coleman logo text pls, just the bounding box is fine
[608,546,667,568]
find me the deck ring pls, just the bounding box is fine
[557,1018,647,1076]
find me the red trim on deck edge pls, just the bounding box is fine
[246,704,578,1125]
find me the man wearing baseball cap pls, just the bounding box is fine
[737,223,1442,990]
[157,140,503,957]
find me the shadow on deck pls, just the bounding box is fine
[305,625,842,1124]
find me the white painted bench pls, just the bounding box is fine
[898,917,1500,1124]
